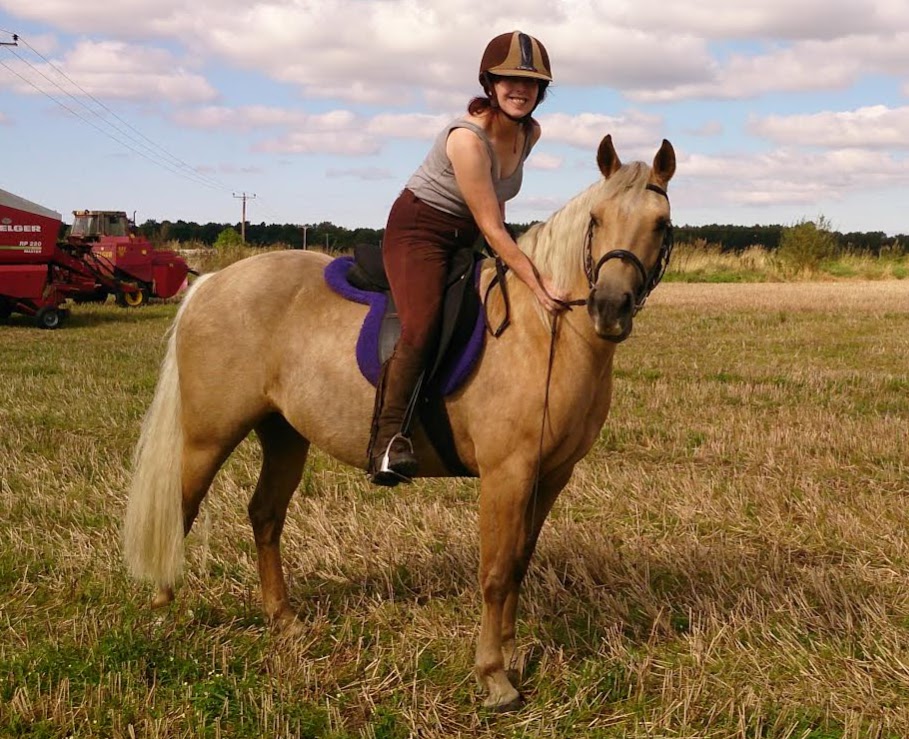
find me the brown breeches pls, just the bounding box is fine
[382,188,480,359]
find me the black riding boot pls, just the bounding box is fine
[368,343,424,486]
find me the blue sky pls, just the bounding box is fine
[1,1,907,235]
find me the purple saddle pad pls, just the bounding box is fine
[323,256,486,396]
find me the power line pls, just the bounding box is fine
[10,34,233,193]
[0,30,244,197]
[0,56,228,192]
[247,194,285,223]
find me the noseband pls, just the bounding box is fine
[573,182,674,316]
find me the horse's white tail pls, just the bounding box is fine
[123,275,213,588]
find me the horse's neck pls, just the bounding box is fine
[518,183,601,295]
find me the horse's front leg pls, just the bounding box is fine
[500,464,575,683]
[475,460,534,710]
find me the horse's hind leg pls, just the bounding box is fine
[151,438,240,608]
[248,413,309,630]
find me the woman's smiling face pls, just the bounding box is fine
[492,76,540,118]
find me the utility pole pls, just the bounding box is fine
[232,192,256,243]
[301,225,308,250]
[1,33,18,46]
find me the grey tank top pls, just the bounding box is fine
[405,118,535,218]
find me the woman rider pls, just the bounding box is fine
[369,30,565,486]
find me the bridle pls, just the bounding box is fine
[484,182,673,338]
[563,182,674,317]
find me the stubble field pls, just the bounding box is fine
[1,280,908,738]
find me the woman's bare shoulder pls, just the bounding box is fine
[530,120,542,143]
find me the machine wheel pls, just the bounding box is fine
[35,306,62,330]
[0,300,11,320]
[116,286,150,308]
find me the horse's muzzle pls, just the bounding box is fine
[587,286,634,342]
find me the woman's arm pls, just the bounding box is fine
[447,126,564,314]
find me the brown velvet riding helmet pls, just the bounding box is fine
[479,31,553,87]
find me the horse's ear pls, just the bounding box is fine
[653,139,676,185]
[597,135,622,179]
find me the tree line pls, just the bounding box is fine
[671,225,907,254]
[136,219,907,255]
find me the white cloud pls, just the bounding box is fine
[172,105,307,131]
[366,113,452,139]
[168,103,669,160]
[750,105,909,149]
[217,163,264,175]
[0,112,10,125]
[547,26,715,91]
[6,0,909,103]
[10,0,906,41]
[424,88,473,112]
[0,0,190,34]
[526,153,563,170]
[170,107,455,153]
[680,148,909,206]
[628,44,857,102]
[173,106,357,134]
[326,167,394,181]
[612,0,906,40]
[538,111,663,149]
[166,102,668,159]
[3,32,58,54]
[510,195,566,215]
[254,130,379,156]
[686,121,724,137]
[0,39,216,103]
[627,33,909,101]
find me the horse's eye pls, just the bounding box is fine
[654,218,669,232]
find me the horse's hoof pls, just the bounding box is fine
[273,611,306,638]
[151,586,174,609]
[485,693,525,713]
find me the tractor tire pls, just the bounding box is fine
[36,306,62,330]
[116,287,150,308]
[0,299,11,320]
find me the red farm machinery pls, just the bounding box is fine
[0,189,192,328]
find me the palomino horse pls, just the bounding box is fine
[124,134,675,710]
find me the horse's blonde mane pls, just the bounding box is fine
[510,161,653,291]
